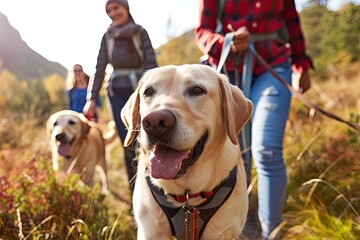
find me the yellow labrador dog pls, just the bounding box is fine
[121,64,253,239]
[47,110,116,194]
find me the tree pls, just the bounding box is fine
[300,5,327,59]
[319,3,360,70]
[336,3,360,62]
[0,70,18,107]
[44,73,66,106]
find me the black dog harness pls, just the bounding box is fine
[146,167,237,240]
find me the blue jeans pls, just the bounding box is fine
[228,62,291,238]
[107,91,136,192]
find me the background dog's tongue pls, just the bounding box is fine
[149,145,188,179]
[58,143,70,156]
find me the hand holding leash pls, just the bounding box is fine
[292,70,311,94]
[83,100,96,120]
[227,25,249,53]
[217,33,360,132]
[248,44,360,132]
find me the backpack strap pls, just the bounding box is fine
[106,33,115,64]
[215,0,227,33]
[131,33,143,63]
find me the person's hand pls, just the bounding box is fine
[83,100,96,119]
[227,25,249,53]
[292,70,311,93]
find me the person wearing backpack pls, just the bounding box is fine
[83,0,158,193]
[195,0,313,239]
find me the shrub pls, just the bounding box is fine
[0,157,109,239]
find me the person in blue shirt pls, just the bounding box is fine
[66,64,100,122]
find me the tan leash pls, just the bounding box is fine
[217,32,360,132]
[66,140,87,175]
[247,43,360,132]
[184,191,199,240]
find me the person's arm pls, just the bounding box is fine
[88,34,108,101]
[283,0,313,92]
[194,0,225,61]
[84,34,108,117]
[140,28,158,71]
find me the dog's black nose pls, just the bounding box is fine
[55,133,66,142]
[142,110,176,135]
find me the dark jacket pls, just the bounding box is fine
[89,22,158,100]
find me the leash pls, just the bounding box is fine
[66,139,87,175]
[184,192,199,240]
[248,44,360,132]
[146,167,237,240]
[217,33,360,132]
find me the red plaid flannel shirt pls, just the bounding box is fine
[195,0,313,75]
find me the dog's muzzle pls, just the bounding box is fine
[142,109,208,180]
[54,132,75,157]
[142,109,176,140]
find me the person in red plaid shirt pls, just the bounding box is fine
[195,0,313,239]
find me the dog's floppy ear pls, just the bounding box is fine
[46,116,54,140]
[78,113,91,138]
[218,74,253,145]
[121,83,141,147]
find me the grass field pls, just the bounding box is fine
[0,63,359,239]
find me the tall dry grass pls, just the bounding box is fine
[0,63,359,239]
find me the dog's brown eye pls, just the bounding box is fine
[144,87,155,97]
[53,121,58,127]
[68,120,76,125]
[189,86,206,96]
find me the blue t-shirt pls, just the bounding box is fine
[67,88,101,119]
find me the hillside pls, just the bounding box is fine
[156,30,203,66]
[0,12,67,80]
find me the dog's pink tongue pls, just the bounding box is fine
[149,145,188,179]
[58,143,70,156]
